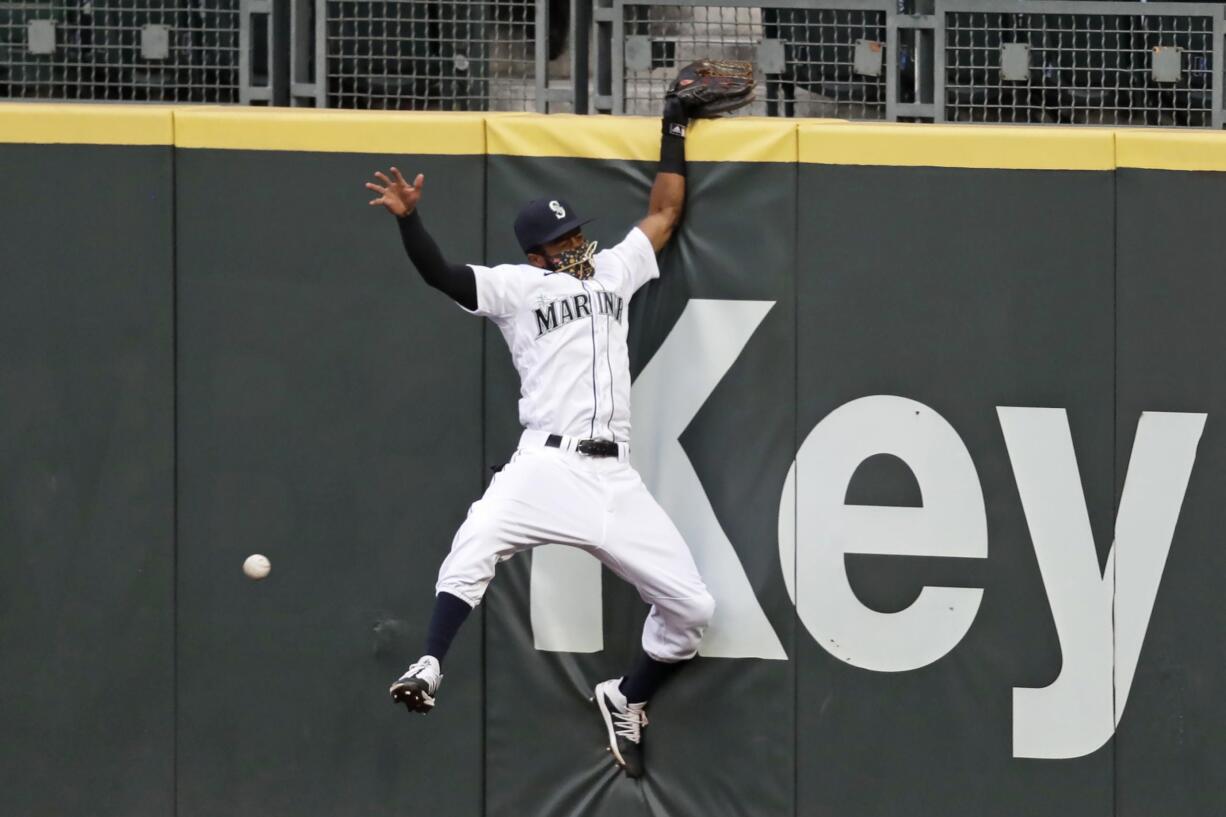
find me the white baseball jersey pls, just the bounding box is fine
[463,226,659,442]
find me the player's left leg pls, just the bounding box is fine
[590,462,716,777]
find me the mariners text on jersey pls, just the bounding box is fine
[534,290,626,338]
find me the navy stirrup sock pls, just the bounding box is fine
[423,591,473,664]
[619,651,683,705]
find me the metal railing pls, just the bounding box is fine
[1,0,1223,127]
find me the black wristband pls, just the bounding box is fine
[662,96,689,138]
[659,132,687,176]
[660,95,689,176]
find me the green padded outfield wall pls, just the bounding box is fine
[0,107,176,817]
[1113,132,1226,817]
[479,117,798,817]
[793,127,1116,817]
[171,111,486,817]
[3,106,1226,817]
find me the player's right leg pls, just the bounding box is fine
[389,655,444,713]
[389,591,470,713]
[391,446,600,714]
[391,503,520,715]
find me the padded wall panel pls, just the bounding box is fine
[174,145,484,817]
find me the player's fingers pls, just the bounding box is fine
[374,171,392,186]
[413,173,425,191]
[365,182,385,193]
[368,198,383,206]
[390,167,408,187]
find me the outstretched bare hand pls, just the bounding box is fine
[366,167,423,217]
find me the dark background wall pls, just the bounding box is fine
[795,164,1115,817]
[1,112,1224,817]
[173,148,485,817]
[0,142,175,817]
[1115,168,1226,817]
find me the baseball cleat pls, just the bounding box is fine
[390,655,442,714]
[594,678,648,778]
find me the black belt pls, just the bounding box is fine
[545,434,620,458]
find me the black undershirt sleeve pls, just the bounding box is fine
[397,210,478,312]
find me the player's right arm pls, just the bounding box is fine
[366,167,478,312]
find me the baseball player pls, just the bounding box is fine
[365,63,754,779]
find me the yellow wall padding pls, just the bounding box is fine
[1115,129,1226,172]
[173,108,487,155]
[486,114,660,161]
[0,103,174,146]
[485,114,800,163]
[4,104,1226,171]
[798,122,1117,171]
[688,116,801,163]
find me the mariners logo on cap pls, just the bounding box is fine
[514,197,592,253]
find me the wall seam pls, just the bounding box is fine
[170,108,180,817]
[791,121,800,817]
[480,115,490,817]
[1110,130,1120,817]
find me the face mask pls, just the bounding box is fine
[550,240,598,280]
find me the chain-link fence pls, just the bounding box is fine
[322,0,534,109]
[0,0,240,102]
[613,0,891,118]
[939,0,1223,126]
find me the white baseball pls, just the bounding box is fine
[243,553,271,580]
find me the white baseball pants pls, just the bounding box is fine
[435,433,715,663]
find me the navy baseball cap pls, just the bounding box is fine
[513,197,593,253]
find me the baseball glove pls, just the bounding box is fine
[667,59,756,118]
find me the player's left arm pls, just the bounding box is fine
[636,97,688,254]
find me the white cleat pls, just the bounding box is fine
[390,655,442,714]
[594,678,648,778]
